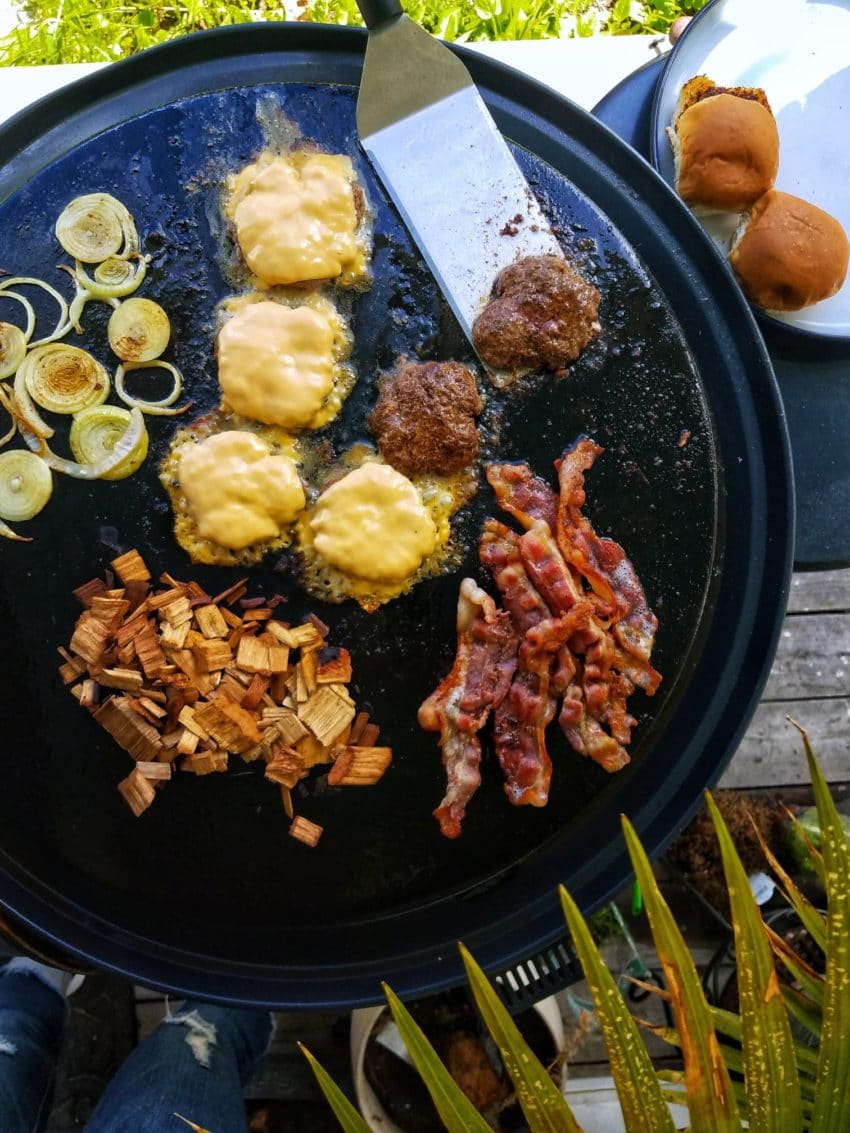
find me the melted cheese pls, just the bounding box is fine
[310,463,437,582]
[178,430,305,551]
[230,153,365,286]
[217,300,337,429]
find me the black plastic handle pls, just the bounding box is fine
[356,0,403,29]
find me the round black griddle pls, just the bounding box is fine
[594,52,850,569]
[0,25,792,1008]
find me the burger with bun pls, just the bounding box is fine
[668,75,780,212]
[728,190,850,312]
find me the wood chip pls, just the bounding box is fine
[298,686,356,746]
[59,659,85,686]
[70,614,111,667]
[160,596,192,627]
[280,785,294,819]
[118,768,157,816]
[177,705,210,740]
[194,604,229,639]
[316,647,353,685]
[79,679,100,709]
[148,586,188,611]
[134,625,166,675]
[66,563,389,833]
[90,595,131,625]
[177,728,200,756]
[242,607,272,622]
[265,621,323,650]
[135,761,172,781]
[261,707,308,745]
[265,746,306,788]
[211,578,249,607]
[328,746,392,786]
[193,638,233,673]
[99,667,145,693]
[95,697,162,761]
[236,635,270,674]
[241,673,270,711]
[73,577,108,608]
[359,723,381,747]
[289,815,323,847]
[111,549,151,584]
[159,620,191,649]
[349,710,370,745]
[300,649,318,694]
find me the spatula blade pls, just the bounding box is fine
[356,17,562,343]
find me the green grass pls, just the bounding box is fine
[0,0,709,65]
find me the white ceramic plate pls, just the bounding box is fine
[652,0,850,338]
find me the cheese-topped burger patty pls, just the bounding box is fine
[229,152,369,287]
[668,75,779,212]
[310,462,437,583]
[178,430,305,552]
[217,299,346,431]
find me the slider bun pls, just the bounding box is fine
[729,190,850,312]
[668,76,779,211]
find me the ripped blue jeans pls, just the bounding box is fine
[0,967,273,1133]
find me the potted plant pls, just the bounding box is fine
[301,722,850,1131]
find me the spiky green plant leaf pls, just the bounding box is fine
[459,944,582,1133]
[649,1023,817,1106]
[709,1004,819,1077]
[800,727,850,1131]
[299,1044,373,1133]
[783,805,827,886]
[752,817,827,951]
[706,791,802,1132]
[559,885,675,1133]
[382,985,493,1133]
[622,816,741,1133]
[781,984,823,1045]
[765,923,825,1006]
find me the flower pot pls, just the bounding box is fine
[351,994,565,1132]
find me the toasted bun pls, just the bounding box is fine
[729,190,850,311]
[670,78,779,211]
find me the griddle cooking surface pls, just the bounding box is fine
[0,27,791,1007]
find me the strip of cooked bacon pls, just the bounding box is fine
[559,689,630,774]
[480,520,554,646]
[518,521,622,738]
[494,668,556,806]
[486,463,558,531]
[418,578,518,838]
[480,520,564,805]
[556,437,660,669]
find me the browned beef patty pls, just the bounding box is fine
[370,358,483,478]
[472,254,601,372]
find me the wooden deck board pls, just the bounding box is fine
[719,567,850,790]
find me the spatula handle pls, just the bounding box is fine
[356,0,403,28]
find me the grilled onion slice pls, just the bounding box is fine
[20,344,110,416]
[0,449,53,521]
[0,321,27,381]
[0,517,30,542]
[22,406,146,480]
[75,255,148,302]
[70,405,150,481]
[108,298,170,362]
[0,386,16,450]
[55,193,138,263]
[115,360,188,415]
[0,277,70,346]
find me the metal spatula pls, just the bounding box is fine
[355,0,563,348]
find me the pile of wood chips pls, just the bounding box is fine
[58,549,392,847]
